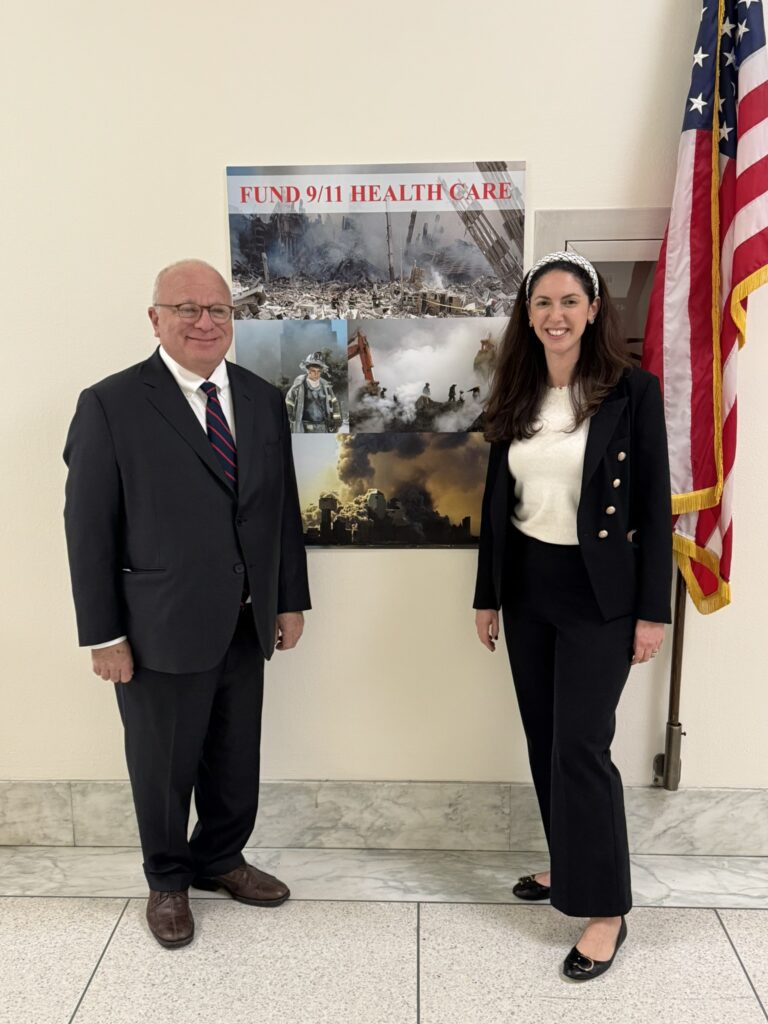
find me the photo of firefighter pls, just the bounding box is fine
[285,352,342,434]
[291,432,486,546]
[347,318,506,433]
[234,319,349,430]
[230,201,523,321]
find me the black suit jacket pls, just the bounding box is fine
[64,348,311,673]
[473,367,673,623]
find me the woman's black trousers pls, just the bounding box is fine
[502,527,634,918]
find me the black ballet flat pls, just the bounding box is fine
[512,874,551,901]
[562,916,627,981]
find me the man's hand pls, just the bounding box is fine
[475,610,499,652]
[275,612,304,651]
[91,641,134,683]
[632,620,665,665]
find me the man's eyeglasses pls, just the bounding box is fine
[154,302,235,323]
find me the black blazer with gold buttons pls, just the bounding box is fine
[473,367,673,623]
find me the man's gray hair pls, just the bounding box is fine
[152,259,232,303]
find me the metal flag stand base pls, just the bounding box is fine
[652,568,687,791]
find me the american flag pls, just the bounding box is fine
[643,0,768,613]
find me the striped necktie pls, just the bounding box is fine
[199,381,237,488]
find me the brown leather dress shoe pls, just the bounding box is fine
[192,863,290,906]
[146,890,194,948]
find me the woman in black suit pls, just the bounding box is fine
[474,251,672,980]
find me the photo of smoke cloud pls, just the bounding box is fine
[347,318,505,433]
[292,432,486,546]
[234,319,349,431]
[230,178,523,321]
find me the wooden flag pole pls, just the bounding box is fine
[652,568,687,790]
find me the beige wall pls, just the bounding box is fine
[2,0,765,788]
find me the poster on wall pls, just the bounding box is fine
[226,161,525,547]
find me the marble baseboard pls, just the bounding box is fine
[71,782,140,847]
[1,780,767,856]
[0,782,73,846]
[255,781,512,850]
[625,786,768,855]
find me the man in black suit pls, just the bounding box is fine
[64,259,311,948]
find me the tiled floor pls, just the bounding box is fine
[1,847,767,1024]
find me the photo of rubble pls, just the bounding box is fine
[347,318,505,433]
[292,432,486,546]
[230,174,524,321]
[234,319,349,430]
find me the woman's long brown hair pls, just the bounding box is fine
[484,261,632,442]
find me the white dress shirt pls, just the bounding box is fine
[91,346,235,649]
[157,344,236,441]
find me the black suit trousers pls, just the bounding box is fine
[115,608,264,891]
[501,528,634,918]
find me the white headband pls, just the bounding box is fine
[526,251,600,300]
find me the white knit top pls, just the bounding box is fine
[507,386,589,545]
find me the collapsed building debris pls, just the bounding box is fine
[232,273,509,321]
[439,160,525,295]
[230,198,517,320]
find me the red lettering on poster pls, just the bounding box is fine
[238,184,301,204]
